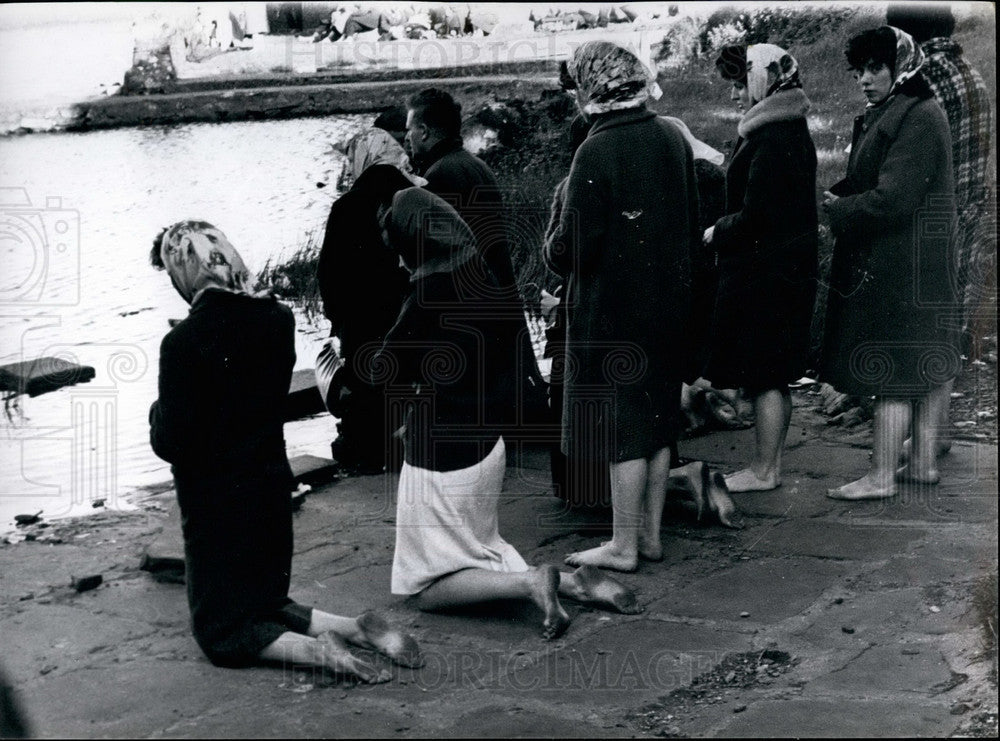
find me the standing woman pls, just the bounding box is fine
[821,27,957,499]
[545,41,700,572]
[703,43,818,493]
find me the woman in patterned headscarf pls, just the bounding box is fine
[150,221,422,679]
[702,43,818,494]
[545,40,700,572]
[821,26,957,500]
[316,128,425,474]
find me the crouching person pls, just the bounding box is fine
[149,220,421,680]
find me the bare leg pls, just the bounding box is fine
[413,567,570,640]
[638,446,672,561]
[726,388,789,492]
[559,565,643,614]
[828,397,909,500]
[308,610,423,667]
[900,384,949,484]
[565,458,644,572]
[258,631,388,683]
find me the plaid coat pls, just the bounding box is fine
[920,37,995,319]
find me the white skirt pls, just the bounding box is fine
[391,437,529,595]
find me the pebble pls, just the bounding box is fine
[39,665,56,675]
[841,626,855,634]
[72,574,103,593]
[901,648,921,655]
[739,611,750,618]
[929,605,941,613]
[734,705,747,713]
[833,597,844,605]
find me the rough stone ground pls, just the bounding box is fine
[1,390,997,738]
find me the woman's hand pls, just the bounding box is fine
[702,225,715,245]
[821,191,840,211]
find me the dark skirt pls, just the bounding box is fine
[176,469,311,667]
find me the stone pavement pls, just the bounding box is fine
[1,416,997,738]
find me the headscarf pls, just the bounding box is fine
[343,128,427,186]
[566,40,662,116]
[662,116,725,165]
[745,43,802,105]
[381,188,480,285]
[158,220,252,305]
[884,25,925,101]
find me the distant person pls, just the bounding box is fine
[703,43,818,493]
[886,2,995,457]
[405,87,547,432]
[149,220,421,680]
[544,41,700,572]
[821,27,957,500]
[378,188,641,639]
[317,129,425,474]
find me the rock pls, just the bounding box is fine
[72,574,103,592]
[14,512,42,526]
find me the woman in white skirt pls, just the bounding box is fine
[373,187,641,639]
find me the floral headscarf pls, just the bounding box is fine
[566,40,662,116]
[745,43,801,105]
[884,25,925,101]
[158,220,252,305]
[344,128,426,186]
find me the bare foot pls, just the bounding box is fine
[568,564,643,614]
[601,538,661,561]
[826,475,895,501]
[355,611,424,668]
[725,468,780,493]
[529,565,570,640]
[315,631,390,684]
[705,470,741,529]
[895,465,940,485]
[565,543,638,573]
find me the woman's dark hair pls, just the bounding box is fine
[845,27,898,76]
[150,227,168,269]
[715,44,747,85]
[886,3,955,42]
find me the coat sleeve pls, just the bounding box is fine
[825,104,947,235]
[371,294,427,389]
[149,329,207,467]
[543,142,608,277]
[712,134,793,252]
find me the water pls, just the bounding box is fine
[0,114,373,531]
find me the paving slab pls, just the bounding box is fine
[805,642,956,696]
[435,704,619,738]
[647,556,846,622]
[727,482,839,519]
[829,482,999,524]
[738,519,926,560]
[498,619,751,709]
[782,443,872,479]
[715,696,957,737]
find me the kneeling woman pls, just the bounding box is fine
[376,190,641,639]
[149,220,420,680]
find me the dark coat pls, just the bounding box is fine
[149,290,310,667]
[706,115,819,390]
[419,137,547,422]
[544,107,699,463]
[317,164,412,357]
[376,188,516,472]
[821,91,959,397]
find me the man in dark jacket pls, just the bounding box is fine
[405,88,547,433]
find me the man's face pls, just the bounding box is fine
[405,109,428,159]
